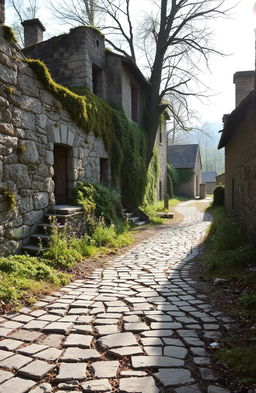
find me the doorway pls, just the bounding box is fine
[53,144,69,205]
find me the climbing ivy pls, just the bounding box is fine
[2,26,18,44]
[26,59,147,208]
[143,146,160,206]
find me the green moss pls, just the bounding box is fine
[3,188,16,210]
[2,26,18,44]
[5,86,15,95]
[27,59,147,208]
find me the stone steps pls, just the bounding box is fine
[123,209,146,226]
[22,205,83,255]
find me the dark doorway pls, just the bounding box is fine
[53,145,69,205]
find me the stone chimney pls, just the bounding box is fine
[0,0,5,25]
[233,71,255,107]
[21,18,45,47]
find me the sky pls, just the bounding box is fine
[5,0,256,128]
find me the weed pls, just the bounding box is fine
[219,345,256,383]
[240,293,256,309]
[3,188,16,210]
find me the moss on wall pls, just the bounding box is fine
[27,59,147,208]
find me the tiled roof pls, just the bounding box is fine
[168,144,199,169]
[202,171,217,183]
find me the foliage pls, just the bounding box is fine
[5,86,15,95]
[213,185,225,206]
[240,293,256,310]
[0,255,69,303]
[27,60,147,208]
[202,207,256,279]
[143,146,160,206]
[2,25,18,44]
[73,181,122,225]
[219,345,256,383]
[92,218,132,247]
[167,163,179,185]
[3,188,16,210]
[176,168,194,184]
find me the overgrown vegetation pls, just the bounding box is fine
[27,60,147,208]
[201,206,256,386]
[213,185,225,206]
[3,188,16,210]
[143,147,160,206]
[141,195,188,224]
[176,168,194,184]
[0,255,68,304]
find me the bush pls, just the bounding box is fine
[73,182,122,226]
[213,185,225,206]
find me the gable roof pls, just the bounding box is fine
[168,144,200,169]
[202,171,217,183]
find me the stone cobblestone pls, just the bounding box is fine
[0,203,232,392]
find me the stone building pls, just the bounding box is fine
[0,4,168,255]
[218,72,256,243]
[168,144,202,198]
[202,171,217,195]
[22,19,167,201]
[0,23,109,255]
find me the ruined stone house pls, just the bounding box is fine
[0,5,167,256]
[168,144,202,198]
[218,70,256,243]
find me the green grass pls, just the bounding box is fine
[141,195,189,224]
[219,345,256,384]
[0,255,69,304]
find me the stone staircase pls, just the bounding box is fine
[22,205,83,255]
[122,209,147,226]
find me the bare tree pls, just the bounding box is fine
[7,0,39,44]
[50,0,98,27]
[96,0,232,166]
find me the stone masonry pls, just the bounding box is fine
[0,27,109,256]
[0,202,233,393]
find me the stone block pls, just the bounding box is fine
[4,163,31,188]
[0,122,15,136]
[0,376,36,393]
[5,225,30,240]
[33,192,49,210]
[0,63,17,85]
[36,113,48,129]
[60,122,68,144]
[19,140,39,165]
[23,210,43,226]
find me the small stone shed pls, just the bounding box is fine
[168,144,202,198]
[216,173,225,186]
[202,171,217,195]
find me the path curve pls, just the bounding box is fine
[0,203,232,393]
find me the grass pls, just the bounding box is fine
[201,205,256,387]
[0,255,69,305]
[219,345,256,384]
[141,195,189,224]
[0,218,133,308]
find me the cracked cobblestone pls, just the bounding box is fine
[0,202,233,392]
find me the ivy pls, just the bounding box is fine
[2,26,18,45]
[26,59,147,208]
[143,146,160,205]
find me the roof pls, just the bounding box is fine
[106,51,150,89]
[218,89,256,148]
[202,171,217,183]
[168,144,200,169]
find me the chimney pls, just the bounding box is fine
[21,18,45,47]
[0,0,5,25]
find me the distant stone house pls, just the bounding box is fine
[218,70,256,243]
[202,171,217,195]
[216,173,225,186]
[168,144,202,198]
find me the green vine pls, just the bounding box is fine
[3,188,17,210]
[143,146,160,205]
[27,59,147,208]
[2,26,18,45]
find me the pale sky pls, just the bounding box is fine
[5,0,256,127]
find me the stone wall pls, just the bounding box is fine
[23,27,106,99]
[174,151,202,198]
[225,104,256,243]
[0,28,109,256]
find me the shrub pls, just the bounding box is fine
[73,182,122,225]
[213,185,225,206]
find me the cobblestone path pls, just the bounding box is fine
[0,204,232,393]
